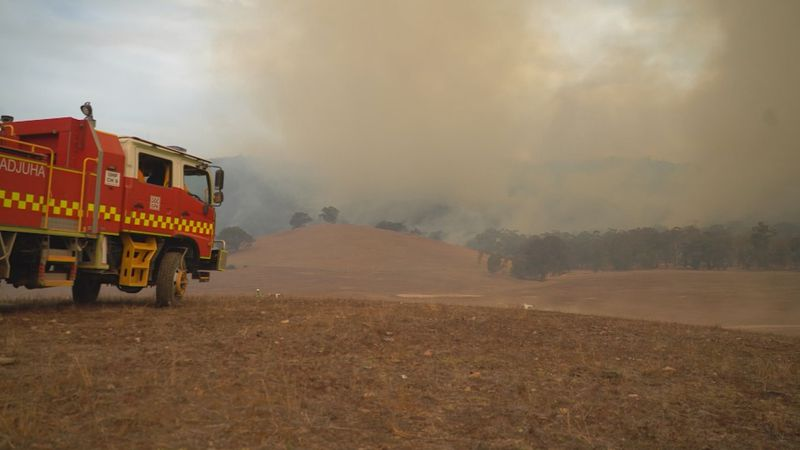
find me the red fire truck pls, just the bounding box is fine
[0,103,226,306]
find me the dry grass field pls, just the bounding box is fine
[4,225,799,336]
[1,224,799,448]
[207,225,800,335]
[1,297,799,449]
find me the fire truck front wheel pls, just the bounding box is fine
[72,274,101,304]
[155,252,188,307]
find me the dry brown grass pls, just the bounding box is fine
[4,225,800,337]
[1,295,798,449]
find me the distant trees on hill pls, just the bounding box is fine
[290,212,313,229]
[290,206,341,228]
[427,230,445,241]
[319,206,340,224]
[487,254,503,274]
[510,235,569,280]
[468,222,800,280]
[376,221,411,233]
[469,231,567,280]
[217,226,254,253]
[375,220,445,241]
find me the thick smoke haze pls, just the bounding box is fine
[213,0,800,238]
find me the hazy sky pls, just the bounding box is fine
[2,0,798,236]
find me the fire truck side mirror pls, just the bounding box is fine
[214,169,225,190]
[213,191,224,205]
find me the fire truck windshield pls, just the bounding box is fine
[184,165,210,203]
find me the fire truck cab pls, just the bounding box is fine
[0,104,226,306]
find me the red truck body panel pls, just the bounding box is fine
[1,117,214,258]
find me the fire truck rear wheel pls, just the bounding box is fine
[155,252,188,307]
[72,274,101,304]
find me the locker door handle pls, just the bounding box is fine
[134,203,144,209]
[181,211,190,217]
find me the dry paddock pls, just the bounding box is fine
[1,296,798,449]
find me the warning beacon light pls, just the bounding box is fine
[80,102,93,119]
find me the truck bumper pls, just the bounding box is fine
[199,248,227,272]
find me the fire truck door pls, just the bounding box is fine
[123,154,176,236]
[179,165,214,258]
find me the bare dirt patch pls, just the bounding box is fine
[1,296,799,449]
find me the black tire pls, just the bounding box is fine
[72,274,101,304]
[155,252,187,307]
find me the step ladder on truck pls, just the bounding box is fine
[0,103,227,306]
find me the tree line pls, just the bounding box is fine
[290,206,341,229]
[374,220,445,241]
[467,222,800,280]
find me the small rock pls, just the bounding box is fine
[280,319,289,324]
[627,393,639,399]
[601,370,621,379]
[0,357,16,366]
[468,371,481,378]
[423,349,433,357]
[400,374,408,380]
[662,366,676,372]
[760,390,789,400]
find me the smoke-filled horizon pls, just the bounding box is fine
[212,0,800,238]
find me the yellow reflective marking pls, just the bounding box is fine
[1,189,215,235]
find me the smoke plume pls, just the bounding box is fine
[212,0,800,237]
